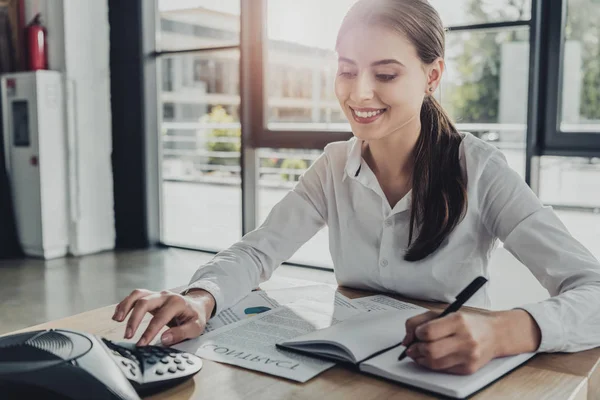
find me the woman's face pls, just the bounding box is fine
[335,25,434,141]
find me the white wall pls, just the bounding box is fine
[25,0,115,255]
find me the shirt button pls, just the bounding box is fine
[380,259,388,267]
[385,220,392,227]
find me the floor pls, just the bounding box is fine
[0,248,335,336]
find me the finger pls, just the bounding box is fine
[161,321,205,346]
[113,289,152,321]
[414,353,464,371]
[137,298,185,346]
[414,313,465,342]
[125,296,165,339]
[403,311,440,345]
[408,336,460,361]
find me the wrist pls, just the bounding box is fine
[185,289,216,318]
[492,309,541,357]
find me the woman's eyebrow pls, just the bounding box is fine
[371,59,405,67]
[338,57,405,67]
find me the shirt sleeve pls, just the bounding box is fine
[181,152,330,316]
[478,150,600,353]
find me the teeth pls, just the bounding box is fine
[354,109,384,118]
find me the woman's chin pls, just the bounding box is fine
[351,127,386,141]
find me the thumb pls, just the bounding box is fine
[161,321,205,346]
[403,311,439,346]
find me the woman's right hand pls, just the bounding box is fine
[112,288,216,347]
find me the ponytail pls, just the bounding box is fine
[404,95,468,261]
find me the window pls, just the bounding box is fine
[149,1,600,269]
[538,156,600,260]
[258,148,333,267]
[539,156,600,208]
[429,0,531,27]
[560,0,600,132]
[266,0,357,130]
[157,0,240,51]
[159,50,242,250]
[442,28,530,177]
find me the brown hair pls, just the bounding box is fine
[336,0,468,262]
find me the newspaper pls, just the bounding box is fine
[201,284,360,334]
[173,298,361,382]
[352,294,425,312]
[204,290,280,333]
[263,284,361,317]
[206,285,359,333]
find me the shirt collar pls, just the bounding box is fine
[343,136,412,214]
[343,137,365,181]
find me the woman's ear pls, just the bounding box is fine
[425,57,445,94]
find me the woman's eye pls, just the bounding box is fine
[376,74,397,82]
[338,71,356,78]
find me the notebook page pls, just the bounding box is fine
[280,307,426,363]
[360,345,534,398]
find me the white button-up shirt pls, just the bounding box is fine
[185,132,600,353]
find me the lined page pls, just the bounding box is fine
[361,345,534,398]
[280,307,426,363]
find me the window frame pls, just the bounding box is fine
[540,0,600,155]
[142,0,600,264]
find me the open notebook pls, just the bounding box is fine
[276,307,535,399]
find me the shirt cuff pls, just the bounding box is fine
[180,280,223,318]
[515,302,565,353]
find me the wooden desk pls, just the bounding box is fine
[6,277,600,399]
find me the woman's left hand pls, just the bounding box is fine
[402,311,501,375]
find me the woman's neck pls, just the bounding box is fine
[364,118,421,181]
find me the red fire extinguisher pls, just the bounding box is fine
[26,13,48,71]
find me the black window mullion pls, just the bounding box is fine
[524,0,545,188]
[259,19,534,152]
[543,0,600,152]
[446,19,531,32]
[259,131,352,150]
[153,45,241,58]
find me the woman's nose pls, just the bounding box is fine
[350,73,374,102]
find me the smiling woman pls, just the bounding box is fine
[127,0,600,381]
[334,1,467,261]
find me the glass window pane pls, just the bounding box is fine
[442,29,530,177]
[266,0,357,130]
[538,156,600,260]
[258,148,333,268]
[430,0,531,27]
[560,0,600,132]
[539,156,600,208]
[157,0,240,52]
[160,51,242,250]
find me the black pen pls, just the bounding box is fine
[397,276,488,361]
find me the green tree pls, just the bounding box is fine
[449,0,529,123]
[202,105,241,166]
[280,158,307,182]
[566,0,600,120]
[451,0,600,123]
